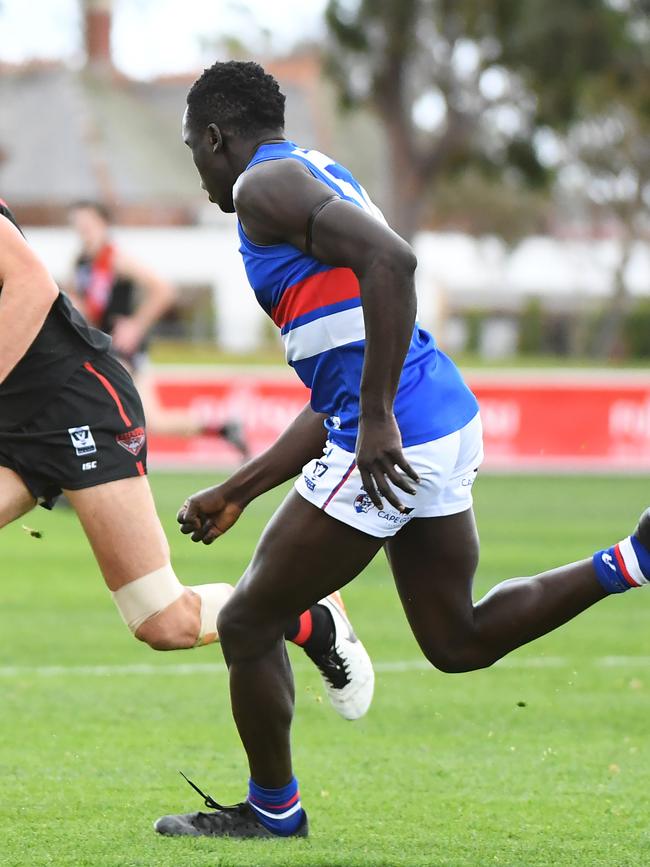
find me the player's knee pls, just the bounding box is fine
[217,593,279,661]
[111,564,234,650]
[422,639,492,674]
[135,591,201,651]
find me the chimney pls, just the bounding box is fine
[83,0,113,70]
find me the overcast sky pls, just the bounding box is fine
[0,0,328,78]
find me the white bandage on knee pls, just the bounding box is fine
[190,583,234,645]
[112,564,184,634]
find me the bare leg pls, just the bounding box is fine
[385,508,606,673]
[217,490,383,787]
[0,467,36,529]
[66,476,232,649]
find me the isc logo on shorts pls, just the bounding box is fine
[68,425,97,456]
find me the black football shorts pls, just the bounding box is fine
[0,353,147,509]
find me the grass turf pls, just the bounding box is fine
[1,473,649,867]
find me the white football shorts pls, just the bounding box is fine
[295,412,484,538]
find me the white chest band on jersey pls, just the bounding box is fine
[111,565,233,645]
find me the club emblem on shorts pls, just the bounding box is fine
[115,427,146,456]
[68,425,97,456]
[312,460,329,479]
[354,492,374,514]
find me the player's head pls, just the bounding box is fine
[69,200,112,252]
[183,60,286,212]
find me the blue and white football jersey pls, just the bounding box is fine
[237,141,478,451]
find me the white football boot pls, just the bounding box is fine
[309,592,375,721]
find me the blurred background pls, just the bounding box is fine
[1,0,648,470]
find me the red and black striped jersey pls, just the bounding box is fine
[0,200,111,430]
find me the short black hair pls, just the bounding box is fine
[186,60,285,136]
[70,200,112,223]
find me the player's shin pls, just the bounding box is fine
[110,564,233,649]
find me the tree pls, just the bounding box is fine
[324,0,644,240]
[550,1,650,357]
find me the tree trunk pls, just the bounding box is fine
[592,234,634,360]
[382,116,427,240]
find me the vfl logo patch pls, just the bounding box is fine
[68,425,97,456]
[116,427,146,456]
[354,492,374,514]
[311,460,329,479]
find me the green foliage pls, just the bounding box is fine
[518,297,544,355]
[324,0,649,238]
[1,472,649,866]
[624,299,650,358]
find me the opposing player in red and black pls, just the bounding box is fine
[67,200,249,458]
[0,199,374,718]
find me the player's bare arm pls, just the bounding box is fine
[111,250,176,356]
[0,215,59,384]
[235,160,419,511]
[178,402,329,544]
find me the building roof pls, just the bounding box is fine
[0,52,386,225]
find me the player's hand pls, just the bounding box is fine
[177,484,244,545]
[356,412,419,512]
[111,316,145,356]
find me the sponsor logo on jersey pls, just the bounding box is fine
[82,461,98,471]
[115,426,146,456]
[354,492,374,514]
[68,425,97,456]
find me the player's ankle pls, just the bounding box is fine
[285,605,334,656]
[593,532,650,594]
[247,777,305,836]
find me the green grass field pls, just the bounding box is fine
[2,473,649,867]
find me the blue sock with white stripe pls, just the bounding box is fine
[593,533,650,594]
[247,776,304,836]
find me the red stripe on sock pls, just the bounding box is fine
[292,610,313,646]
[249,791,300,810]
[614,543,638,587]
[83,362,132,427]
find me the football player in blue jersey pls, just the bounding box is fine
[156,60,650,840]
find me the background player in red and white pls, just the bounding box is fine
[0,198,374,720]
[155,61,650,841]
[67,200,248,458]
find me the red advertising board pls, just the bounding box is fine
[148,368,650,472]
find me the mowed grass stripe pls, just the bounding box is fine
[5,655,650,678]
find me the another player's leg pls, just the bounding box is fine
[0,466,36,529]
[386,507,649,674]
[155,490,383,839]
[66,476,232,649]
[284,590,374,720]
